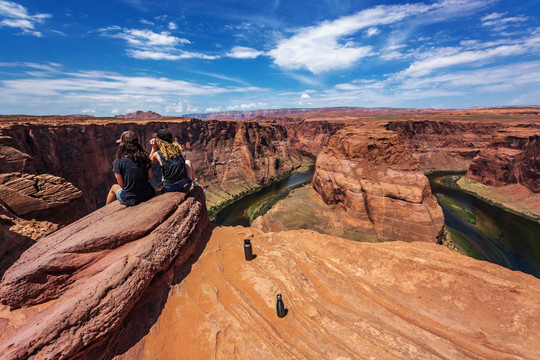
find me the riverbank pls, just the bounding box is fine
[208,160,314,221]
[441,175,540,223]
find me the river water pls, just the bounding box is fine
[214,168,540,278]
[429,173,540,278]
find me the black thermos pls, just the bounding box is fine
[244,239,253,261]
[276,293,286,318]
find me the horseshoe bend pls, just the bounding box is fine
[1,108,540,359]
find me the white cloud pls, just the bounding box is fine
[226,46,264,59]
[267,0,492,74]
[111,108,119,114]
[205,107,222,112]
[481,12,527,30]
[99,27,220,61]
[400,33,540,77]
[139,19,154,26]
[0,0,51,36]
[226,102,267,110]
[366,27,380,37]
[81,108,96,114]
[168,22,177,30]
[300,92,311,99]
[128,50,218,60]
[165,100,198,114]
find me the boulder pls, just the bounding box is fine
[0,187,209,360]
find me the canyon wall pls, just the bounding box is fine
[0,118,307,215]
[467,128,540,193]
[312,125,444,243]
[387,120,505,172]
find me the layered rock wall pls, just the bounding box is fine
[0,118,306,214]
[467,129,540,193]
[312,125,444,242]
[387,120,504,171]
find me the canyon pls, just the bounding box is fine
[0,107,539,359]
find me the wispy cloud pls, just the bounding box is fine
[0,63,264,114]
[226,46,264,59]
[99,26,218,60]
[481,12,528,30]
[0,0,51,37]
[267,0,494,74]
[400,33,540,77]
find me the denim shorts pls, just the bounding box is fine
[116,188,126,205]
[162,179,192,193]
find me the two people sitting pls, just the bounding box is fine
[106,129,198,206]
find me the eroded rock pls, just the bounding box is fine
[0,187,209,360]
[312,125,444,242]
[116,226,540,360]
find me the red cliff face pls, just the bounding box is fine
[312,125,444,243]
[467,128,540,193]
[0,118,307,215]
[387,120,505,171]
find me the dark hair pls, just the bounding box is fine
[116,137,151,168]
[155,129,173,143]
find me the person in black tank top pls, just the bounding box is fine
[149,129,200,193]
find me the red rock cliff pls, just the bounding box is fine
[312,125,444,242]
[467,127,540,193]
[0,118,307,215]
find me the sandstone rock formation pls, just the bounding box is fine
[116,226,540,360]
[0,187,208,360]
[0,201,58,278]
[0,173,82,225]
[0,118,307,215]
[467,128,540,193]
[387,120,504,172]
[312,125,444,243]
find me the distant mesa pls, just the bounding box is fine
[114,110,163,119]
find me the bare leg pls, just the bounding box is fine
[106,184,122,205]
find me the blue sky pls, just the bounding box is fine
[0,0,539,116]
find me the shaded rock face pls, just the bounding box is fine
[467,129,540,193]
[312,125,444,243]
[117,226,540,360]
[0,119,306,215]
[283,120,346,156]
[387,120,504,171]
[0,173,82,225]
[0,187,209,360]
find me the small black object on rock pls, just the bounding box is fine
[244,239,253,261]
[276,293,287,318]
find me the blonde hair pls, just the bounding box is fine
[156,138,184,160]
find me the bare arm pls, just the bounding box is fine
[149,139,161,164]
[114,172,124,188]
[148,167,152,180]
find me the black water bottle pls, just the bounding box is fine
[276,293,286,318]
[244,239,253,261]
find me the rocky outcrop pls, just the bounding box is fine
[467,128,540,193]
[116,226,540,360]
[387,120,504,171]
[0,187,208,360]
[312,125,444,243]
[0,201,58,278]
[0,173,82,225]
